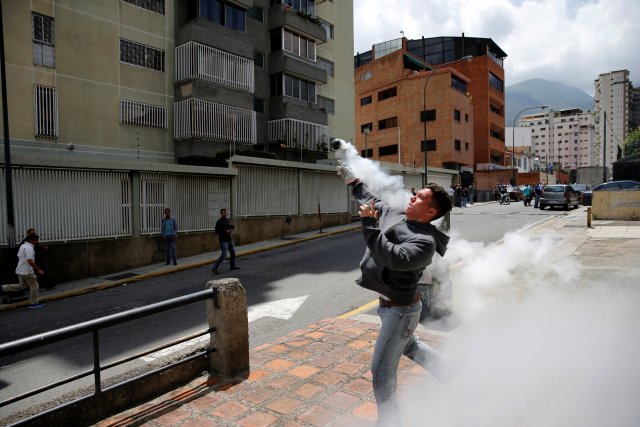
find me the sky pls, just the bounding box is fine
[353,0,640,95]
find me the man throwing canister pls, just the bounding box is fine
[337,160,454,425]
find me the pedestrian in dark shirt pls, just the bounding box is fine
[212,208,240,274]
[160,208,177,265]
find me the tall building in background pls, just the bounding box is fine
[630,85,640,133]
[519,109,596,172]
[594,70,630,177]
[0,0,354,166]
[405,36,508,169]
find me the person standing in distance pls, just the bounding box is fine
[212,208,240,274]
[0,234,45,308]
[337,160,454,425]
[161,208,178,265]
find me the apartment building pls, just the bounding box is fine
[594,70,630,176]
[0,0,354,166]
[405,36,508,169]
[519,108,596,171]
[354,38,473,179]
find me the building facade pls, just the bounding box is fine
[0,0,354,166]
[594,70,630,177]
[354,38,474,180]
[519,108,596,172]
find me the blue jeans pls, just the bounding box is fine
[372,301,449,424]
[213,240,236,270]
[534,193,541,207]
[164,237,177,263]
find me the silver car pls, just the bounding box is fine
[539,184,579,210]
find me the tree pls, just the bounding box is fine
[623,127,640,156]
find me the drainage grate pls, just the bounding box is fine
[104,272,139,281]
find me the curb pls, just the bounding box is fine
[0,224,362,312]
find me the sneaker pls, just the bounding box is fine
[230,266,240,270]
[173,260,178,265]
[212,269,220,274]
[28,303,45,309]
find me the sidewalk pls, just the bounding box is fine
[91,207,640,427]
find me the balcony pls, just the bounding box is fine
[174,98,256,144]
[269,51,327,84]
[175,41,254,93]
[268,118,329,151]
[268,4,327,43]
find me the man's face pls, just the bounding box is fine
[406,189,437,222]
[164,209,171,217]
[220,210,227,219]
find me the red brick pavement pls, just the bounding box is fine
[94,317,446,427]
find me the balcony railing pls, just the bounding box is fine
[175,41,254,93]
[175,98,256,144]
[268,118,329,151]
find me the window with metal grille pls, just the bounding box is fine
[121,0,165,14]
[120,39,165,72]
[317,95,335,115]
[32,13,55,68]
[34,85,58,138]
[317,56,334,76]
[120,100,167,129]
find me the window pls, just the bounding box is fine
[361,148,373,157]
[421,139,436,152]
[120,39,165,72]
[32,13,55,67]
[378,117,397,130]
[282,29,316,61]
[489,72,503,92]
[247,5,264,21]
[378,87,397,101]
[490,104,501,115]
[271,0,315,16]
[454,109,461,122]
[420,109,436,122]
[34,85,58,138]
[120,100,167,128]
[465,113,469,122]
[253,97,265,113]
[490,129,501,139]
[271,73,316,102]
[317,95,335,115]
[317,56,334,76]
[379,144,398,157]
[318,18,334,40]
[200,0,246,31]
[465,142,469,151]
[361,123,372,133]
[454,139,461,151]
[451,75,467,93]
[254,50,264,67]
[122,0,165,14]
[360,96,372,106]
[360,70,372,81]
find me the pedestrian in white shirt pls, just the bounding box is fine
[0,234,45,308]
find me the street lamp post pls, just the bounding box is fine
[363,127,369,158]
[422,55,473,186]
[512,105,547,185]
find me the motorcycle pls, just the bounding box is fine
[498,191,511,205]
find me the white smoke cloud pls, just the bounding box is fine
[397,232,640,427]
[333,139,411,210]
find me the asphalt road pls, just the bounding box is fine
[0,200,565,419]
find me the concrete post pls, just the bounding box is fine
[206,278,249,378]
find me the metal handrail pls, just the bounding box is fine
[0,288,218,412]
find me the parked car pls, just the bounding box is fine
[571,183,591,204]
[581,180,640,206]
[539,184,579,210]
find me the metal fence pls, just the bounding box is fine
[140,173,230,235]
[300,170,348,214]
[236,165,299,216]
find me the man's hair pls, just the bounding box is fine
[426,183,452,221]
[220,208,227,214]
[25,234,39,242]
[26,228,36,235]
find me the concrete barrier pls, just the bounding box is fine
[592,191,640,220]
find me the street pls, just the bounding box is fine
[0,201,565,418]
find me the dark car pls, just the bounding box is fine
[581,180,640,206]
[571,184,591,204]
[539,184,579,210]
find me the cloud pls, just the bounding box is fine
[354,0,640,94]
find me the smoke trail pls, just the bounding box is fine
[395,232,640,427]
[332,139,411,209]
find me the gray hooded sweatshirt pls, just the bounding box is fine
[352,182,450,305]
